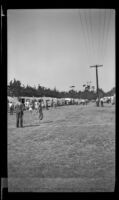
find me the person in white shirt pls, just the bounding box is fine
[29,104,33,114]
[9,102,14,115]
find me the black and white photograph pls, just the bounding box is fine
[7,9,115,192]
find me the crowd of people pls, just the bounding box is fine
[96,95,115,107]
[8,98,44,128]
[8,94,115,128]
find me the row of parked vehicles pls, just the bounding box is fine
[100,95,115,104]
[8,94,115,113]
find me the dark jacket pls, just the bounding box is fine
[38,103,42,112]
[15,102,24,114]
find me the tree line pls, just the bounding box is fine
[7,78,115,100]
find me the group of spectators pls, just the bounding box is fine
[8,101,14,115]
[8,94,115,127]
[8,98,43,128]
[96,95,115,107]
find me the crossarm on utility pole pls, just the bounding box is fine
[90,65,103,68]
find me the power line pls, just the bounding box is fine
[95,9,105,64]
[84,9,92,60]
[102,9,112,62]
[79,10,90,60]
[78,10,88,57]
[97,9,105,63]
[90,9,98,64]
[95,10,103,63]
[97,10,103,63]
[101,9,107,63]
[89,9,94,62]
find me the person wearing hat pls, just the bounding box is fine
[15,97,24,128]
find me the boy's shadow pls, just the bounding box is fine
[24,124,41,128]
[24,120,53,128]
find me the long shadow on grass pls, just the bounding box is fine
[23,124,41,127]
[42,120,53,124]
[24,120,53,127]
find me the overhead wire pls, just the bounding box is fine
[90,9,98,64]
[96,9,102,63]
[101,9,108,62]
[88,9,95,64]
[93,9,98,63]
[78,9,113,66]
[78,9,90,61]
[82,9,92,61]
[84,9,92,62]
[97,9,104,63]
[89,9,94,64]
[97,9,106,64]
[102,9,112,62]
[88,9,96,87]
[95,9,102,64]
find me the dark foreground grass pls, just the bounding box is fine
[8,103,115,192]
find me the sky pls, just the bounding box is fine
[7,9,115,92]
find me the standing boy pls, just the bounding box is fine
[15,98,24,128]
[38,100,43,121]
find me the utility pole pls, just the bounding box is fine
[90,65,103,106]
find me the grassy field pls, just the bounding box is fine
[8,103,115,192]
